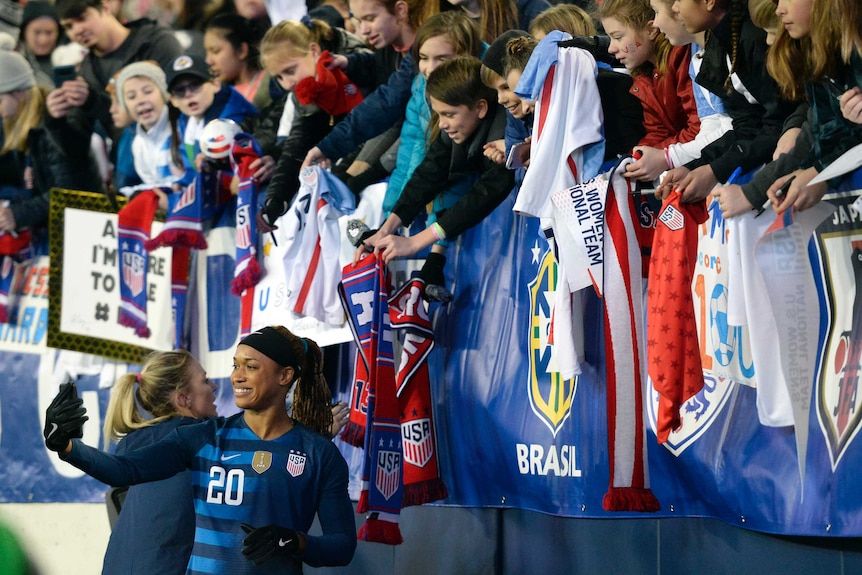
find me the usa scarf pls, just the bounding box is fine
[388,277,448,506]
[0,230,32,324]
[340,253,403,544]
[118,190,160,338]
[171,247,191,350]
[340,259,374,447]
[229,133,262,296]
[601,160,660,512]
[646,191,707,443]
[145,171,209,252]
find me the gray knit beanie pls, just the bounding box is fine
[115,61,169,113]
[0,46,36,93]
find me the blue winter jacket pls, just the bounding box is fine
[317,51,418,162]
[384,46,490,215]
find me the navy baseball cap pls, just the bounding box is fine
[165,54,212,90]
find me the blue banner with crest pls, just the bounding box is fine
[4,179,862,537]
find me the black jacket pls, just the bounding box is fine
[344,44,404,96]
[392,103,515,238]
[79,19,183,142]
[3,112,102,229]
[685,15,797,181]
[740,52,862,206]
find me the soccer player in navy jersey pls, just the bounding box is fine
[45,326,356,574]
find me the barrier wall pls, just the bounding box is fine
[2,176,862,541]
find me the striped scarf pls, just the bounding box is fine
[389,277,448,506]
[0,229,32,324]
[601,161,660,512]
[117,190,160,338]
[228,133,262,296]
[340,253,403,544]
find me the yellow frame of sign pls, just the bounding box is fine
[47,188,156,364]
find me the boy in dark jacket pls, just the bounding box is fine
[357,56,516,302]
[54,0,183,142]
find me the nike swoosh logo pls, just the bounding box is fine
[278,538,293,547]
[46,423,59,438]
[220,453,241,461]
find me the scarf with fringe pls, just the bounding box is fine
[229,133,262,296]
[340,252,403,545]
[389,277,448,506]
[118,190,160,338]
[601,160,660,512]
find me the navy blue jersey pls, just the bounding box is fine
[102,417,198,575]
[64,413,355,574]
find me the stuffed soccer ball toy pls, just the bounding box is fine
[201,118,242,160]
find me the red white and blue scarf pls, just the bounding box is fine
[388,277,448,506]
[601,161,660,512]
[118,190,160,338]
[0,229,32,324]
[340,253,403,544]
[229,133,262,296]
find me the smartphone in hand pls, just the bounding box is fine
[53,65,77,86]
[506,141,529,170]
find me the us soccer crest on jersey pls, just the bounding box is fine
[286,450,307,477]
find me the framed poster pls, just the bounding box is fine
[48,189,173,363]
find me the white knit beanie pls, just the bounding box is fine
[115,61,169,113]
[0,45,36,94]
[0,31,15,51]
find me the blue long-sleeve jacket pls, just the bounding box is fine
[63,414,356,575]
[316,51,417,161]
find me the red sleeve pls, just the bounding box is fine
[636,46,701,149]
[633,73,676,148]
[667,46,700,146]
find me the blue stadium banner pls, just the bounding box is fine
[3,180,862,538]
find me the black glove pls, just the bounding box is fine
[256,198,288,234]
[44,382,88,452]
[241,523,299,565]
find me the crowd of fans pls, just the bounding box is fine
[1,0,861,571]
[0,0,860,301]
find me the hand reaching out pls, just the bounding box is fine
[675,165,718,203]
[301,147,330,170]
[710,184,752,218]
[625,146,667,182]
[840,86,862,124]
[44,382,88,454]
[656,166,689,200]
[483,140,506,165]
[330,402,350,438]
[768,168,827,213]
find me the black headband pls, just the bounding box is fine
[239,327,298,368]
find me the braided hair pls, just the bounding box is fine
[723,0,748,93]
[271,326,334,438]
